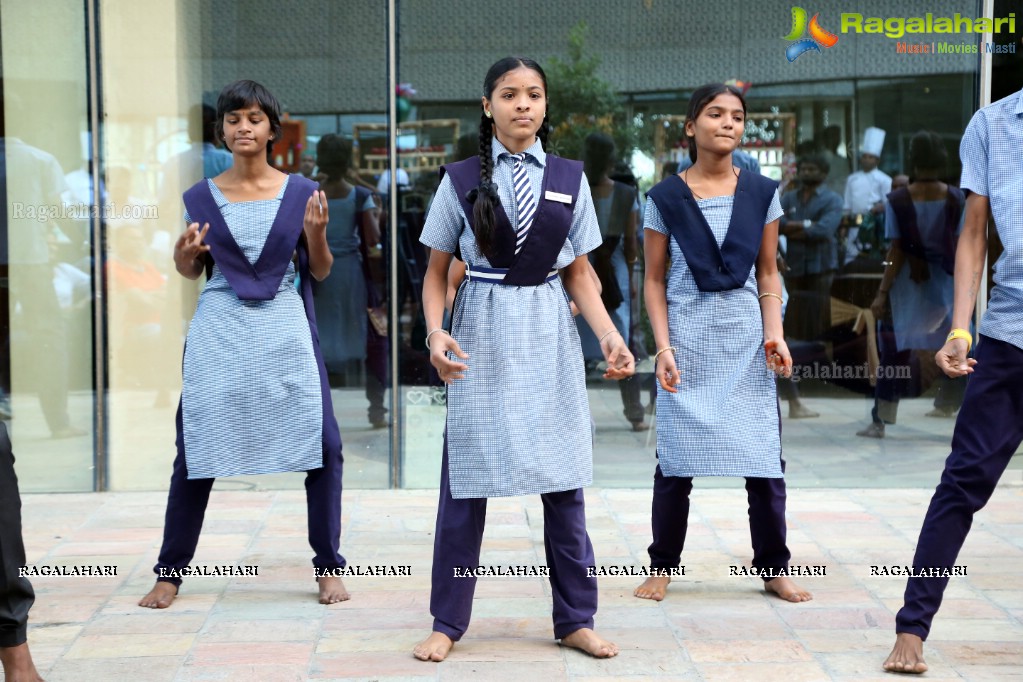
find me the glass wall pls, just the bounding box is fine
[395,0,989,489]
[1,0,95,491]
[2,0,1007,491]
[96,0,391,490]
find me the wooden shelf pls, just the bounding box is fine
[353,119,461,177]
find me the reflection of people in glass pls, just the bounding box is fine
[636,83,811,604]
[311,134,388,427]
[139,80,347,609]
[883,85,1023,676]
[776,155,843,419]
[856,131,966,439]
[842,127,892,264]
[578,132,646,430]
[106,224,168,386]
[818,125,850,197]
[299,150,317,178]
[1,101,86,438]
[0,424,43,682]
[413,57,634,663]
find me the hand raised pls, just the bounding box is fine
[304,190,328,238]
[174,222,210,267]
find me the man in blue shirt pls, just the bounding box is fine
[884,86,1023,674]
[775,155,843,419]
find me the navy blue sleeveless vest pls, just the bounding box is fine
[181,174,341,459]
[440,154,583,286]
[646,171,778,291]
[887,185,963,276]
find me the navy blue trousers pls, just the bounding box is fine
[430,440,597,641]
[647,461,792,579]
[896,336,1023,639]
[153,403,345,586]
[0,423,34,647]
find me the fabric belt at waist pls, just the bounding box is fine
[464,265,559,285]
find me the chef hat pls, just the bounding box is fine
[861,127,886,157]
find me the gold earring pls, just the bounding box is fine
[484,111,492,119]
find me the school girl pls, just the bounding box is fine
[412,57,634,662]
[139,80,348,609]
[633,83,812,604]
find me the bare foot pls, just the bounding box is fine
[560,628,619,658]
[633,573,671,601]
[138,581,178,609]
[412,631,453,662]
[764,576,813,602]
[317,576,350,604]
[882,632,928,674]
[0,642,45,682]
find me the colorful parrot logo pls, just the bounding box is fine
[784,7,839,61]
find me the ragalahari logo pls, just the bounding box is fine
[784,7,839,61]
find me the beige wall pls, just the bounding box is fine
[100,0,206,490]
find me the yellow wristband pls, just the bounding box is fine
[946,328,972,353]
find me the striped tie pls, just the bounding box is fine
[510,153,536,253]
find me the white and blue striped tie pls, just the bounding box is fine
[510,153,536,253]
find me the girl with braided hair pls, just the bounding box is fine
[413,56,633,662]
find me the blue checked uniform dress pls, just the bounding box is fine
[645,191,785,478]
[420,138,602,498]
[181,177,323,479]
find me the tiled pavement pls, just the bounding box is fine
[13,481,1023,681]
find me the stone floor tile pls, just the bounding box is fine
[311,652,439,678]
[563,649,693,676]
[64,633,195,658]
[694,661,831,681]
[686,639,813,663]
[186,641,314,667]
[45,656,182,682]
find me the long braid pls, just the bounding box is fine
[538,111,551,152]
[472,111,498,260]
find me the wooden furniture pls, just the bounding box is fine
[271,117,306,173]
[352,119,460,180]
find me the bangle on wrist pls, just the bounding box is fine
[653,346,677,362]
[425,328,450,350]
[598,329,620,344]
[946,328,972,352]
[758,292,783,304]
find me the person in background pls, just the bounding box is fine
[299,151,317,178]
[775,154,843,419]
[818,125,851,197]
[312,134,387,428]
[578,132,647,431]
[842,126,892,265]
[856,131,967,439]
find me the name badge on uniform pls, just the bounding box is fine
[544,190,572,204]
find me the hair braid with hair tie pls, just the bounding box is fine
[471,111,500,260]
[538,112,551,150]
